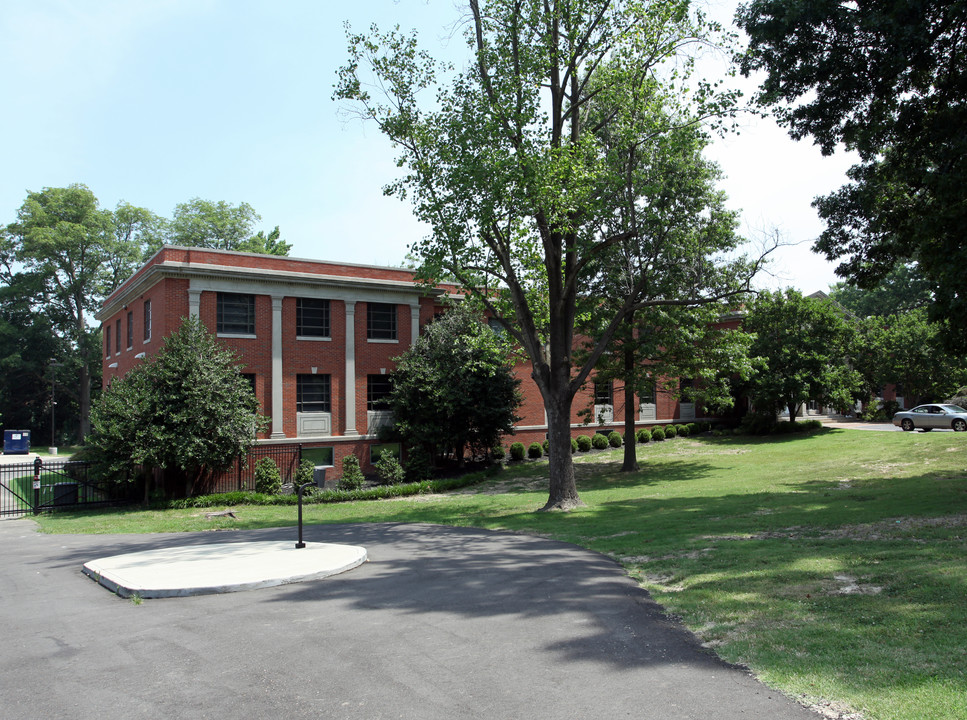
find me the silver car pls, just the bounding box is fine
[893,404,967,432]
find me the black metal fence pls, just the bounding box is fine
[205,444,302,494]
[0,458,135,517]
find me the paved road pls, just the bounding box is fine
[0,520,822,720]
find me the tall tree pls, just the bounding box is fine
[745,289,860,421]
[828,264,932,319]
[6,184,117,439]
[167,198,290,255]
[336,0,762,510]
[389,303,521,469]
[737,0,967,351]
[87,317,265,497]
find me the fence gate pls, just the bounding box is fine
[0,458,132,517]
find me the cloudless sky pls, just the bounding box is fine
[1,0,857,293]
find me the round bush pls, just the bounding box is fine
[338,454,364,490]
[254,457,282,494]
[491,445,506,460]
[608,431,622,448]
[570,437,578,454]
[509,442,526,461]
[677,424,690,438]
[687,422,699,436]
[637,428,652,443]
[528,442,543,459]
[542,439,550,455]
[576,435,592,452]
[665,424,678,438]
[651,426,666,441]
[591,433,609,450]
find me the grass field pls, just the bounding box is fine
[34,429,967,720]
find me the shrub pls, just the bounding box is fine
[404,446,434,483]
[509,442,526,461]
[576,435,592,452]
[338,454,364,490]
[254,457,282,494]
[651,426,666,441]
[741,413,778,435]
[637,428,652,443]
[528,442,544,459]
[294,458,316,487]
[570,438,578,453]
[491,444,506,460]
[677,424,690,438]
[687,422,699,436]
[591,433,609,450]
[803,419,824,431]
[376,452,406,485]
[542,439,550,455]
[665,424,678,438]
[608,431,622,448]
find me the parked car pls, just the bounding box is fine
[892,404,967,432]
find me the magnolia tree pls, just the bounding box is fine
[336,0,767,509]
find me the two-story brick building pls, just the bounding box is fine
[98,246,726,472]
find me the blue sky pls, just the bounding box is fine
[1,0,856,292]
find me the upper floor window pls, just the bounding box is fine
[640,381,656,405]
[115,319,121,354]
[297,298,330,338]
[126,311,133,350]
[297,374,331,413]
[367,374,393,411]
[367,302,397,340]
[217,293,255,335]
[143,300,152,342]
[105,325,111,358]
[594,380,613,406]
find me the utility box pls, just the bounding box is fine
[312,466,328,488]
[3,430,30,455]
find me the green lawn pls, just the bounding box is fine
[34,429,967,720]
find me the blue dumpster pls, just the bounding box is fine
[3,430,30,455]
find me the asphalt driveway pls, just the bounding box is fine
[0,520,822,720]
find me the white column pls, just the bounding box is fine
[270,295,285,438]
[344,301,358,436]
[187,289,201,318]
[410,304,421,345]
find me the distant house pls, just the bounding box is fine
[98,246,734,471]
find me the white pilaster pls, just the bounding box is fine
[270,295,285,438]
[187,289,201,318]
[410,304,421,345]
[344,301,358,436]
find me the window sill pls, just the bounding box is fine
[367,338,399,344]
[217,333,257,340]
[296,335,332,342]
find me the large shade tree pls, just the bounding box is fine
[87,317,265,498]
[336,0,764,509]
[745,289,861,421]
[737,0,967,352]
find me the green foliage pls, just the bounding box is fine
[591,433,609,450]
[509,442,525,462]
[491,445,506,461]
[677,424,690,438]
[665,424,678,439]
[637,429,652,444]
[745,290,861,420]
[652,427,666,441]
[167,198,289,256]
[253,457,282,495]
[607,431,622,448]
[687,423,699,435]
[576,435,592,452]
[570,438,578,454]
[527,442,543,459]
[338,454,364,490]
[741,413,779,436]
[946,387,967,408]
[86,317,265,494]
[375,452,406,486]
[336,0,753,510]
[294,458,316,487]
[738,1,967,352]
[389,303,521,467]
[403,445,434,483]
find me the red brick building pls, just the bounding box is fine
[99,247,728,471]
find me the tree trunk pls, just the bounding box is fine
[542,400,583,511]
[621,347,639,472]
[788,402,799,422]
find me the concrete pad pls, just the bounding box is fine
[82,541,367,598]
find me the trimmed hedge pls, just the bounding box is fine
[677,424,690,438]
[528,442,544,459]
[608,431,622,448]
[570,437,578,453]
[576,435,592,452]
[637,428,652,443]
[652,426,666,441]
[665,424,678,439]
[591,433,609,450]
[509,442,526,461]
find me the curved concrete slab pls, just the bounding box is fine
[82,541,367,598]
